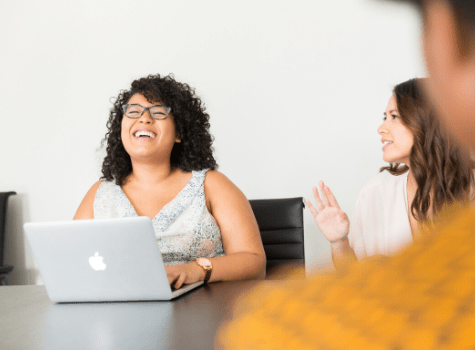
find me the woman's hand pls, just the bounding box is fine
[306,181,350,243]
[165,262,206,289]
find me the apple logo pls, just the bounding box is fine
[89,252,107,271]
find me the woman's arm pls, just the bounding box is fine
[328,237,357,269]
[306,181,357,268]
[73,180,103,220]
[204,171,266,281]
[166,171,266,288]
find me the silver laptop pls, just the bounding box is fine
[24,217,204,302]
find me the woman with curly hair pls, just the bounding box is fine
[307,77,474,267]
[74,74,266,287]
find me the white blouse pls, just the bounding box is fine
[348,170,413,260]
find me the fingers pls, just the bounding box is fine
[309,181,341,214]
[167,272,178,287]
[323,183,341,209]
[319,181,330,208]
[167,270,186,289]
[173,273,187,290]
[312,186,325,212]
[306,198,319,218]
[166,266,182,288]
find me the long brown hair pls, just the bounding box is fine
[380,78,474,222]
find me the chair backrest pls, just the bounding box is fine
[249,197,305,279]
[0,192,16,265]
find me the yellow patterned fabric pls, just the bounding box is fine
[218,204,475,349]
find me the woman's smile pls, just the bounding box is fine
[381,139,393,151]
[132,128,158,143]
[133,130,156,139]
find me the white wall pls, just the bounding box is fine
[0,0,424,285]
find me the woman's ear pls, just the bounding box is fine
[175,133,181,143]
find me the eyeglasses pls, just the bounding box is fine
[121,104,171,120]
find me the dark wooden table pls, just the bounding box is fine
[0,280,284,349]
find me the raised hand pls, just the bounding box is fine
[306,181,350,243]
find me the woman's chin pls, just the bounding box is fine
[129,151,161,163]
[382,156,400,164]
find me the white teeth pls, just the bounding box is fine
[383,141,393,145]
[134,131,155,138]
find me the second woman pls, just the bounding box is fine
[307,78,474,266]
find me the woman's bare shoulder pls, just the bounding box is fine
[203,170,249,209]
[203,170,237,191]
[73,180,104,220]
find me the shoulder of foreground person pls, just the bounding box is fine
[217,203,475,349]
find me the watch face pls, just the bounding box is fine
[197,258,212,268]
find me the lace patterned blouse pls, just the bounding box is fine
[93,169,224,266]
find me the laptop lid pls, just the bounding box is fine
[24,217,203,302]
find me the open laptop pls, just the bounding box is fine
[24,217,204,302]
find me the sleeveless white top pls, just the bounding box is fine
[93,169,225,266]
[349,170,413,260]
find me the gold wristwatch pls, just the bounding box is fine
[195,258,212,283]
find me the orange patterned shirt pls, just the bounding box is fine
[219,204,475,349]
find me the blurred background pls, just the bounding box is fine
[0,0,424,285]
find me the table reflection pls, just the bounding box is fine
[42,302,173,350]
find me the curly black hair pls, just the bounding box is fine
[101,74,218,186]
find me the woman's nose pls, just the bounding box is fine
[377,122,387,135]
[139,109,153,123]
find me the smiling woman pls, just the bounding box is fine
[74,74,266,288]
[307,78,474,268]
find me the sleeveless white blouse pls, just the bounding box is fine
[93,169,224,266]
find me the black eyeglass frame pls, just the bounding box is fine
[121,104,172,120]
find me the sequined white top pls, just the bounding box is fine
[93,169,224,266]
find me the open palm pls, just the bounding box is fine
[306,181,350,243]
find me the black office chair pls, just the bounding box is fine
[249,197,305,279]
[0,191,16,285]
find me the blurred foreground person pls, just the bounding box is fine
[218,0,475,348]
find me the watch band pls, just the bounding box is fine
[203,268,212,283]
[196,258,212,283]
